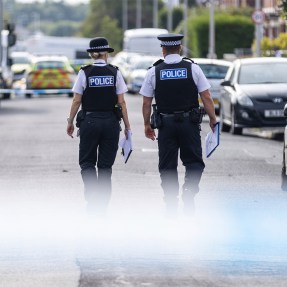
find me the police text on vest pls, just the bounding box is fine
[160,68,187,80]
[89,76,114,87]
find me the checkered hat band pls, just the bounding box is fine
[161,40,181,46]
[90,45,110,49]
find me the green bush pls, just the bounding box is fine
[188,12,254,58]
[261,33,287,57]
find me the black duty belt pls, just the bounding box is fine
[86,111,113,115]
[160,111,190,118]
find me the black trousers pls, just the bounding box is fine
[157,115,205,213]
[79,112,120,213]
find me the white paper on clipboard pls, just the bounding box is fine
[119,130,133,163]
[205,122,220,158]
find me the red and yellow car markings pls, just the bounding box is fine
[29,68,72,89]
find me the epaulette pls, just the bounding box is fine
[182,57,195,63]
[108,63,119,70]
[152,59,164,67]
[80,64,92,70]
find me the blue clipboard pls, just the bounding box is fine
[205,122,220,158]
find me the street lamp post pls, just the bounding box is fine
[183,0,188,56]
[0,0,3,61]
[255,0,262,57]
[136,0,142,29]
[153,0,158,28]
[208,0,217,59]
[122,0,128,31]
[167,0,173,32]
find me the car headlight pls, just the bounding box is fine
[237,95,253,107]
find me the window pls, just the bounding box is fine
[198,64,229,79]
[35,61,65,70]
[239,63,287,84]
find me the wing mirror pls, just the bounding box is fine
[220,80,231,87]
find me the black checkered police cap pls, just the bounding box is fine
[87,37,114,53]
[157,33,184,47]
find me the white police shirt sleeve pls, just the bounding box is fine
[191,64,211,93]
[72,69,86,95]
[116,70,128,94]
[139,67,155,97]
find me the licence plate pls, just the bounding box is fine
[264,109,284,117]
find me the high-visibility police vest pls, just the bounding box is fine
[81,64,118,112]
[154,59,199,113]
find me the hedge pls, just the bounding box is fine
[188,13,254,58]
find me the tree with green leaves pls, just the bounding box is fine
[159,6,184,31]
[81,0,167,53]
[281,0,287,17]
[2,0,88,37]
[82,0,165,32]
[80,0,122,52]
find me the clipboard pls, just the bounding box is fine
[205,122,220,158]
[118,130,133,163]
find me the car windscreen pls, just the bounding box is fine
[35,61,65,70]
[125,37,162,55]
[133,59,155,70]
[13,57,31,64]
[238,63,287,84]
[198,64,229,79]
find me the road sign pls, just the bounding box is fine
[252,10,265,24]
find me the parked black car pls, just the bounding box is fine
[220,57,287,135]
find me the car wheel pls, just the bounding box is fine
[230,107,242,135]
[68,93,73,98]
[215,104,220,116]
[3,93,11,100]
[220,106,230,132]
[281,144,287,191]
[25,93,32,99]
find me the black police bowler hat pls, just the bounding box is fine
[87,37,114,53]
[157,33,184,47]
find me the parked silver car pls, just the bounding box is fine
[126,55,159,94]
[11,51,33,81]
[110,51,141,81]
[194,58,231,115]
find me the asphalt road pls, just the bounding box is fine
[0,94,287,287]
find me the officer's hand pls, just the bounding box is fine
[124,128,131,139]
[145,125,156,141]
[210,118,217,132]
[67,123,74,138]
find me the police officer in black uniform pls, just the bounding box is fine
[140,34,217,217]
[67,37,131,216]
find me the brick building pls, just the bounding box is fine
[219,0,286,38]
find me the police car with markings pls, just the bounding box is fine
[24,55,76,98]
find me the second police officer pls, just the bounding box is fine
[67,37,131,216]
[140,33,217,217]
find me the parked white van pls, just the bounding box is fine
[123,28,168,56]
